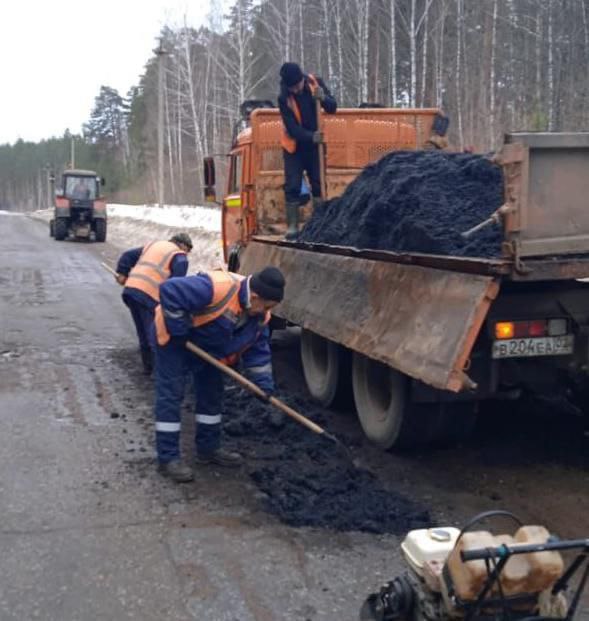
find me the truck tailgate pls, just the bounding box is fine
[241,241,500,392]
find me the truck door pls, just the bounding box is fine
[222,149,246,262]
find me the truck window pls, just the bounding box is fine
[229,153,243,194]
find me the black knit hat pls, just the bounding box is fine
[170,232,193,250]
[250,267,285,302]
[280,62,304,87]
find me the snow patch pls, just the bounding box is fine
[0,210,25,216]
[107,204,221,233]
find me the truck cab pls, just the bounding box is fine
[50,169,107,242]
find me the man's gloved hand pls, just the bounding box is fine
[313,87,325,101]
[116,273,127,286]
[312,131,324,144]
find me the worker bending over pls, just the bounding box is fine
[115,233,193,374]
[153,266,285,483]
[278,61,337,239]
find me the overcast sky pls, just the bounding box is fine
[0,0,214,146]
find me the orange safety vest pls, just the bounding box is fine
[154,271,271,362]
[125,241,185,302]
[281,74,320,154]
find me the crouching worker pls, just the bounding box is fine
[115,233,193,374]
[153,266,286,483]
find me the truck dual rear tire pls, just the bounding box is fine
[94,220,107,242]
[351,352,477,449]
[300,329,351,407]
[54,217,68,241]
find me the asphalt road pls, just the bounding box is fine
[0,213,401,621]
[1,212,588,620]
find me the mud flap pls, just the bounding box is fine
[240,241,500,392]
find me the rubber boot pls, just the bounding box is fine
[284,201,300,240]
[195,447,243,468]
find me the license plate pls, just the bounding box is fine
[492,335,574,359]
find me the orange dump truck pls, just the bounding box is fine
[204,107,589,449]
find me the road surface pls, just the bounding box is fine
[0,212,587,620]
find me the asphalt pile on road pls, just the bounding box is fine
[223,389,430,534]
[299,151,504,258]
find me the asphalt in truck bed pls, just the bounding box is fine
[1,212,588,619]
[299,151,504,258]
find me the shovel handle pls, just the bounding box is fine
[101,261,118,277]
[184,341,326,436]
[316,98,327,200]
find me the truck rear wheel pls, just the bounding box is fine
[352,353,418,448]
[94,220,107,242]
[54,217,68,241]
[301,330,352,408]
[352,353,477,449]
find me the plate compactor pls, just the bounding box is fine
[360,511,588,621]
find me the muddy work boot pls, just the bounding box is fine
[140,347,153,375]
[195,448,243,468]
[284,201,300,240]
[159,460,194,483]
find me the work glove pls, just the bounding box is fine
[313,87,325,102]
[116,273,127,286]
[312,131,324,144]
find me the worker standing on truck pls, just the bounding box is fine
[278,62,337,239]
[152,266,285,483]
[115,233,193,374]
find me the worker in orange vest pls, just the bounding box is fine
[152,266,285,483]
[115,233,193,374]
[278,62,337,240]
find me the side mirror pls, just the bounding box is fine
[203,157,216,203]
[101,177,106,185]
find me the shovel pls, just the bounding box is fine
[461,204,509,238]
[184,341,357,464]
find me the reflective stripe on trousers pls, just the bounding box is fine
[154,340,225,462]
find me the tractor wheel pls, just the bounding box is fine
[300,329,352,408]
[49,220,54,237]
[95,220,107,242]
[54,218,68,241]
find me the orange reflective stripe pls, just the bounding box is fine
[281,74,320,153]
[125,241,185,302]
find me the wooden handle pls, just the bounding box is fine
[185,341,326,436]
[316,98,327,199]
[101,261,118,276]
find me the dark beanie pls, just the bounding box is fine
[250,267,285,302]
[280,62,304,87]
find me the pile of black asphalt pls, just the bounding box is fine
[223,389,429,534]
[299,150,504,258]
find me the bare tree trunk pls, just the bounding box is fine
[321,0,333,80]
[547,0,555,131]
[455,0,464,148]
[489,0,498,147]
[182,29,205,196]
[164,76,176,202]
[390,0,397,105]
[299,0,305,67]
[335,0,344,101]
[176,58,184,200]
[410,0,416,106]
[420,3,429,106]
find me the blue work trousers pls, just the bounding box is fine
[154,339,225,463]
[124,297,154,352]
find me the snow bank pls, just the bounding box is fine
[0,210,25,216]
[107,204,221,233]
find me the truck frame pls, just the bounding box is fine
[206,108,589,448]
